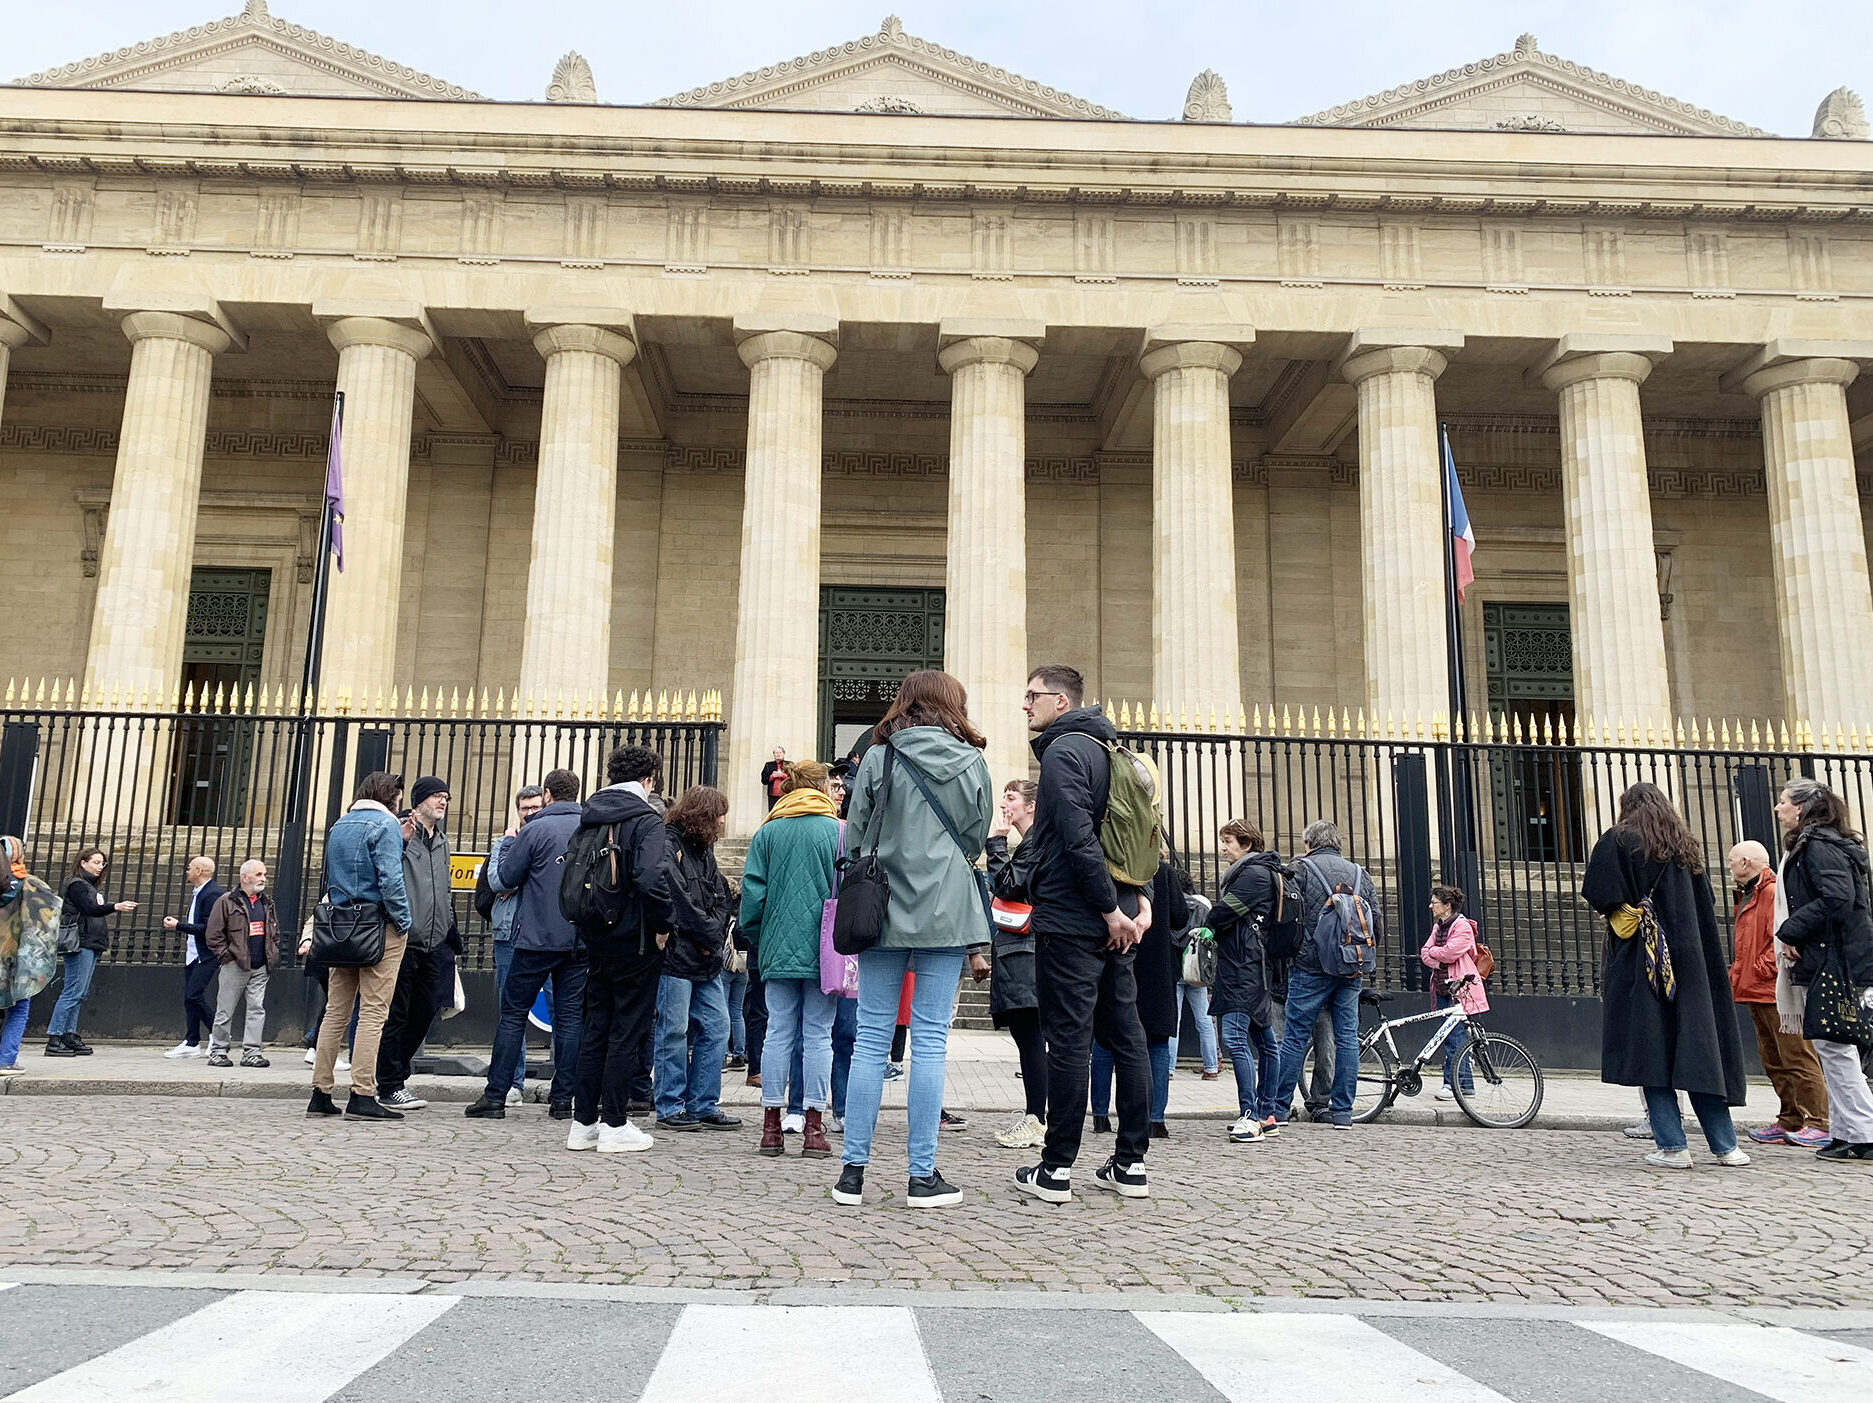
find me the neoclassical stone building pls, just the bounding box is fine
[3,4,1871,832]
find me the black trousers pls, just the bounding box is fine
[375,943,449,1096]
[182,955,219,1045]
[1037,930,1150,1170]
[744,967,768,1076]
[1004,1008,1048,1121]
[575,943,663,1127]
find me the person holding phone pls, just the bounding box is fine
[45,847,135,1056]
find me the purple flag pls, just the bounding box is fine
[324,395,345,572]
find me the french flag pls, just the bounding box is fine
[324,395,345,573]
[1443,429,1475,602]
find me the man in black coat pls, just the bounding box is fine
[161,856,224,1058]
[1012,664,1154,1205]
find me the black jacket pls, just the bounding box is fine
[497,800,584,953]
[1134,860,1191,1040]
[663,830,731,982]
[175,879,226,962]
[1778,825,1873,989]
[985,831,1040,1021]
[63,877,116,953]
[1026,707,1138,940]
[1211,851,1281,1022]
[578,785,675,966]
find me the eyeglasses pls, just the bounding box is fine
[1023,690,1065,705]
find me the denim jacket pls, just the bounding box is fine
[324,800,414,934]
[486,833,518,942]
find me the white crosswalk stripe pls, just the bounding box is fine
[1139,1310,1516,1402]
[4,1289,458,1403]
[638,1304,943,1403]
[1583,1319,1873,1403]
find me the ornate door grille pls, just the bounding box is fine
[817,587,945,762]
[1483,602,1583,861]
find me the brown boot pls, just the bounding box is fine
[759,1106,784,1157]
[802,1108,832,1158]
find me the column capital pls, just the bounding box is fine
[1530,334,1670,392]
[735,329,838,372]
[1721,338,1872,396]
[531,323,636,368]
[1140,340,1242,380]
[0,319,33,352]
[118,310,234,356]
[325,316,435,361]
[1342,344,1447,386]
[0,294,49,349]
[938,335,1039,376]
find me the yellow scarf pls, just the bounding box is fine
[762,788,838,825]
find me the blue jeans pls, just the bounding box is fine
[490,941,530,1094]
[1219,1011,1270,1119]
[1179,983,1219,1073]
[842,946,965,1179]
[830,995,858,1118]
[0,996,29,1066]
[761,977,837,1111]
[1433,993,1473,1092]
[1272,967,1361,1121]
[722,967,748,1057]
[654,974,729,1118]
[1645,1085,1738,1155]
[48,949,98,1037]
[1091,1037,1175,1122]
[483,947,586,1106]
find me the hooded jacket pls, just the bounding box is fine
[575,785,674,965]
[1026,706,1138,940]
[845,725,994,950]
[1777,825,1873,989]
[496,799,585,953]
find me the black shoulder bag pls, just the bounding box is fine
[892,742,994,941]
[831,745,894,956]
[310,896,388,969]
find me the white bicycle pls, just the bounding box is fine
[1352,985,1545,1129]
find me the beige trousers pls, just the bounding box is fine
[312,929,407,1098]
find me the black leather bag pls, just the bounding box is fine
[310,897,387,969]
[832,745,894,957]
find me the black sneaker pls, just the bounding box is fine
[1816,1139,1873,1161]
[1091,1115,1112,1134]
[1013,1164,1072,1203]
[205,1052,234,1068]
[657,1112,701,1132]
[43,1036,78,1058]
[345,1094,404,1121]
[239,1052,271,1069]
[549,1101,573,1121]
[1149,1121,1171,1139]
[831,1164,866,1206]
[1092,1155,1149,1199]
[463,1096,506,1119]
[306,1089,340,1117]
[627,1098,653,1116]
[908,1171,963,1208]
[65,1033,94,1055]
[693,1112,742,1130]
[725,1053,748,1071]
[939,1109,965,1132]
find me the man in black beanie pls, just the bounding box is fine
[377,774,456,1111]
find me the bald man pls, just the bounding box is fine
[1727,840,1829,1148]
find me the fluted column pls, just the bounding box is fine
[1142,340,1245,722]
[320,317,433,709]
[82,311,233,701]
[1539,348,1673,731]
[518,324,635,706]
[1742,356,1873,733]
[1342,343,1450,726]
[939,334,1038,783]
[727,328,838,835]
[0,318,31,428]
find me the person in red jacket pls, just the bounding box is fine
[1726,840,1829,1148]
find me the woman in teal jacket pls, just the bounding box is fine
[831,669,993,1211]
[739,761,841,1159]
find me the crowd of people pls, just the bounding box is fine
[3,661,1871,1185]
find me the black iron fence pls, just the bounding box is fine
[1118,714,1872,998]
[0,695,722,972]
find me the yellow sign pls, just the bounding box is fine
[450,853,485,892]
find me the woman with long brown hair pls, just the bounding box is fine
[651,785,741,1134]
[1582,782,1748,1167]
[832,669,993,1209]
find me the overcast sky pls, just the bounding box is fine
[7,1,1867,135]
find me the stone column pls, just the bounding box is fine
[1735,349,1873,734]
[1341,338,1456,727]
[318,316,433,709]
[82,311,233,702]
[1536,339,1674,733]
[939,329,1039,783]
[726,324,838,836]
[0,318,32,428]
[517,322,635,707]
[1141,339,1246,723]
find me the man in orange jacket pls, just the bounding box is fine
[1727,841,1829,1148]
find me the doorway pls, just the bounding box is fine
[817,586,946,763]
[170,567,270,825]
[1483,601,1584,861]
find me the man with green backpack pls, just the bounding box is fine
[1012,664,1162,1206]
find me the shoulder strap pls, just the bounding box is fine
[860,745,895,858]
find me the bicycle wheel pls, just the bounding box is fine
[1351,1035,1398,1124]
[1450,1030,1544,1129]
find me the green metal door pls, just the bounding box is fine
[817,586,945,763]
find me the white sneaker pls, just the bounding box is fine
[1713,1148,1752,1167]
[597,1120,654,1154]
[505,1087,522,1106]
[302,1048,317,1066]
[566,1120,601,1152]
[336,1056,351,1073]
[1621,1121,1655,1140]
[1228,1114,1265,1143]
[995,1113,1046,1149]
[782,1113,805,1135]
[165,1042,202,1060]
[827,1114,845,1134]
[1433,1084,1456,1101]
[1644,1148,1693,1169]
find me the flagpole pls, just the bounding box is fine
[299,389,344,717]
[1439,422,1480,898]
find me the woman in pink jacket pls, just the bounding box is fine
[1420,884,1489,1100]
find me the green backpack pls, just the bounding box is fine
[1098,740,1164,888]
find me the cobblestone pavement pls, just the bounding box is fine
[3,1096,1868,1309]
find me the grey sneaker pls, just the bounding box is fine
[381,1089,427,1111]
[1621,1122,1655,1140]
[238,1052,270,1069]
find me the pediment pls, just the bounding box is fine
[657,15,1124,120]
[1294,34,1765,137]
[13,1,480,101]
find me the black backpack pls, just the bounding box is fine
[1261,861,1307,961]
[472,858,498,923]
[558,822,627,931]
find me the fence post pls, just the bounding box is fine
[0,720,40,838]
[1734,764,1778,855]
[1393,752,1433,993]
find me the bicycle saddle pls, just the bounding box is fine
[1359,989,1396,1007]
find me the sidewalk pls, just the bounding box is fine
[0,1031,1780,1133]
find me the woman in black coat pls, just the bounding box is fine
[1773,777,1873,1161]
[985,779,1046,1148]
[1209,820,1283,1141]
[1581,783,1747,1168]
[1089,856,1188,1138]
[46,847,136,1056]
